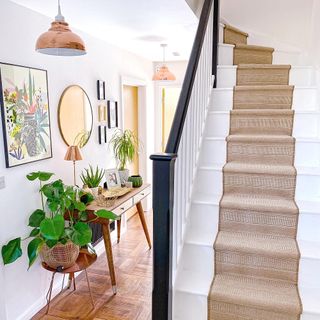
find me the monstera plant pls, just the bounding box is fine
[1,171,118,269]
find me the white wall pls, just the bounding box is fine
[0,1,154,319]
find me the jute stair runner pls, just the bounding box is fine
[208,24,302,319]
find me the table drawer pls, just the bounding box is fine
[113,198,133,216]
[133,186,151,204]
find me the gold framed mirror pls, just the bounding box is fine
[58,85,93,147]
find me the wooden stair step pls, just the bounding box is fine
[234,44,274,65]
[224,24,248,45]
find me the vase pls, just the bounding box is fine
[90,187,100,198]
[22,113,39,157]
[39,241,80,269]
[118,169,130,185]
[128,175,143,188]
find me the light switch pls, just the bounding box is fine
[0,176,5,189]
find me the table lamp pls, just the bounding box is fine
[64,145,83,185]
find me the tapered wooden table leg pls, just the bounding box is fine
[136,201,152,249]
[102,222,117,294]
[117,217,122,244]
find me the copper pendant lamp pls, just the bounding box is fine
[153,44,176,81]
[36,0,86,56]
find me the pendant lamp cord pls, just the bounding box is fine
[55,0,65,22]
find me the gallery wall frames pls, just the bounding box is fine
[97,80,105,100]
[0,62,52,168]
[98,125,108,145]
[107,100,118,129]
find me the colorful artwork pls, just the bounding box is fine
[0,63,52,168]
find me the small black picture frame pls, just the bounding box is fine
[107,100,118,128]
[97,80,105,100]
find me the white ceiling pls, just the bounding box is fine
[11,0,198,61]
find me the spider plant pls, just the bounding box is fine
[109,129,139,171]
[80,165,104,188]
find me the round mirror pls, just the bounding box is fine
[58,85,93,147]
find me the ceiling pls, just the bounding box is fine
[11,0,198,61]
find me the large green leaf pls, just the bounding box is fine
[40,215,65,241]
[1,238,22,265]
[71,222,92,246]
[27,238,43,269]
[26,171,54,182]
[95,209,119,221]
[74,201,86,212]
[29,228,40,237]
[28,209,46,228]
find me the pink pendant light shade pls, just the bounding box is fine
[36,0,86,56]
[152,65,176,81]
[153,44,176,81]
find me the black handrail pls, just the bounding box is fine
[150,1,220,319]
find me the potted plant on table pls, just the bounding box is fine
[80,165,105,198]
[109,129,139,184]
[1,171,118,269]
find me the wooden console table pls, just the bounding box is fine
[86,183,151,294]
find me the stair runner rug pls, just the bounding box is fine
[208,25,302,320]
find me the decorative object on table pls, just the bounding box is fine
[1,171,118,269]
[103,186,132,198]
[58,85,93,147]
[64,145,82,185]
[109,129,139,184]
[128,175,143,188]
[152,44,176,81]
[98,125,108,145]
[0,63,52,168]
[35,0,86,56]
[97,80,105,100]
[96,194,118,208]
[107,100,118,128]
[80,165,105,197]
[125,181,133,188]
[105,168,121,189]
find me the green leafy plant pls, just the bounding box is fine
[80,165,104,188]
[1,171,118,269]
[109,129,139,171]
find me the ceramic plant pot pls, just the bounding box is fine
[128,175,143,188]
[39,241,80,269]
[90,187,100,198]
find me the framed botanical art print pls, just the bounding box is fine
[0,63,52,168]
[97,80,105,100]
[107,100,118,129]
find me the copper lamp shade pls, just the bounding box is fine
[36,1,86,56]
[153,44,176,81]
[64,146,82,186]
[152,65,176,81]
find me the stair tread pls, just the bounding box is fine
[227,134,295,143]
[234,84,294,91]
[224,162,296,175]
[220,193,298,214]
[238,64,291,70]
[224,24,249,37]
[215,231,299,259]
[209,274,302,314]
[231,109,294,115]
[235,44,274,52]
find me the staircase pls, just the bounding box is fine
[174,23,320,320]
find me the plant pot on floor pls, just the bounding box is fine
[39,241,80,269]
[128,175,143,188]
[118,169,130,185]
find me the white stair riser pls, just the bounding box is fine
[196,168,320,200]
[219,23,224,44]
[217,67,315,88]
[301,314,320,320]
[180,243,214,277]
[205,112,320,139]
[174,291,207,320]
[298,214,320,242]
[189,203,219,236]
[209,88,319,111]
[218,44,304,66]
[200,138,320,168]
[299,259,320,289]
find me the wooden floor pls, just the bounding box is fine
[33,212,153,320]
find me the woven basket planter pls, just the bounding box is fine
[39,241,80,269]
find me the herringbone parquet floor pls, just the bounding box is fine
[33,212,153,320]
